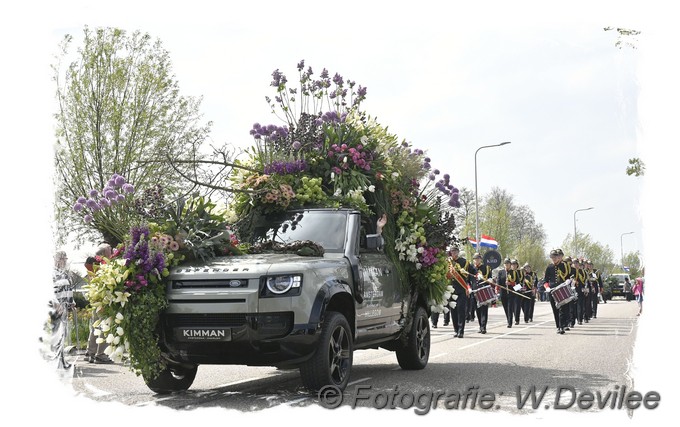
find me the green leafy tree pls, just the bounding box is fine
[562,233,616,274]
[622,250,643,278]
[53,27,211,246]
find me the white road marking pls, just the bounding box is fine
[347,377,371,386]
[459,320,552,350]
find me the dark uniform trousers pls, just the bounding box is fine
[521,291,533,322]
[575,288,585,323]
[591,285,599,318]
[549,291,570,329]
[452,290,468,336]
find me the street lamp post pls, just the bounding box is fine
[475,141,511,252]
[620,231,635,272]
[573,207,594,256]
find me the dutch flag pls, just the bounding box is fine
[468,234,499,249]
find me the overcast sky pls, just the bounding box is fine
[44,2,646,265]
[3,0,679,424]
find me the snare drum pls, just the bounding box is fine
[475,285,497,307]
[551,282,576,308]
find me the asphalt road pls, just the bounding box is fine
[60,298,641,416]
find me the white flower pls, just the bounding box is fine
[101,322,110,332]
[343,156,348,163]
[368,185,375,193]
[114,291,130,307]
[330,172,335,180]
[449,301,457,309]
[443,292,451,300]
[446,285,454,292]
[334,188,342,197]
[392,172,399,178]
[113,336,120,345]
[415,263,422,270]
[361,136,368,144]
[443,307,450,314]
[95,338,105,344]
[104,346,114,356]
[106,334,114,344]
[452,294,459,301]
[430,305,437,312]
[417,246,425,254]
[115,312,124,324]
[116,327,125,336]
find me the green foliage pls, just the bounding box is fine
[53,26,211,246]
[124,283,167,380]
[626,157,645,177]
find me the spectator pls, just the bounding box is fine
[633,276,644,316]
[84,243,115,364]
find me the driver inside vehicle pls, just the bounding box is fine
[360,213,387,250]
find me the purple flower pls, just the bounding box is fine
[357,86,367,97]
[73,203,83,212]
[423,162,431,170]
[88,189,98,198]
[292,141,302,150]
[271,69,287,87]
[114,176,126,187]
[105,190,118,199]
[428,173,435,181]
[122,183,134,193]
[86,199,98,209]
[117,194,126,202]
[448,193,460,208]
[84,214,93,223]
[297,60,305,71]
[424,157,431,163]
[433,169,440,175]
[77,196,86,204]
[333,73,344,86]
[99,198,110,208]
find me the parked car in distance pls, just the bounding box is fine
[608,273,633,301]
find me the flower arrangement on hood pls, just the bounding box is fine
[231,61,461,306]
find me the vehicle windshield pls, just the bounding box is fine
[251,210,347,252]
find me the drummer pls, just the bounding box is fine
[544,248,571,334]
[471,252,493,334]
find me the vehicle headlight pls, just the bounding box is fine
[263,275,302,296]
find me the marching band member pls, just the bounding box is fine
[521,262,537,323]
[544,248,570,334]
[497,258,513,328]
[510,259,522,325]
[562,255,575,330]
[472,252,492,334]
[573,257,588,325]
[447,244,475,338]
[587,260,603,317]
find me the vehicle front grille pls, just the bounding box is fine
[166,313,248,327]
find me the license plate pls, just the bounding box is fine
[175,327,232,342]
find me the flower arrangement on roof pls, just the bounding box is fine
[231,60,461,307]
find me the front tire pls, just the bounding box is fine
[396,306,430,370]
[299,311,353,392]
[144,364,198,394]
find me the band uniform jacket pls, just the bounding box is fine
[544,261,570,289]
[472,263,492,290]
[573,268,587,294]
[449,257,475,295]
[496,268,508,295]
